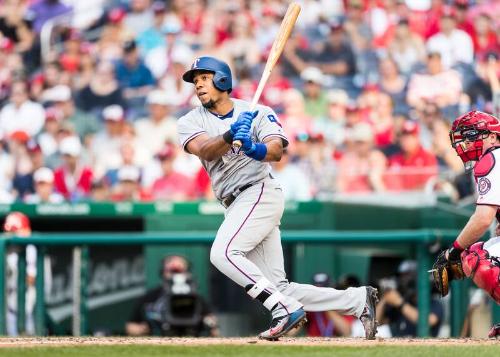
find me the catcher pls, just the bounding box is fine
[432,110,500,338]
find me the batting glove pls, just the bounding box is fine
[233,129,253,152]
[230,111,259,135]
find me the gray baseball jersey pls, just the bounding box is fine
[177,98,288,200]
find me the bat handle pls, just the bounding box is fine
[232,139,242,149]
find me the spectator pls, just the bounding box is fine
[292,131,336,198]
[300,67,328,120]
[271,149,312,201]
[91,104,126,179]
[37,107,64,157]
[316,23,357,89]
[0,136,14,197]
[218,13,260,78]
[259,63,292,114]
[44,84,100,142]
[136,1,167,55]
[97,7,134,61]
[387,19,426,75]
[375,260,444,337]
[77,60,125,115]
[53,136,93,201]
[110,165,151,202]
[470,13,497,60]
[378,57,409,115]
[145,20,193,80]
[24,167,64,203]
[151,143,193,201]
[367,92,395,149]
[157,47,195,111]
[426,9,474,69]
[406,52,463,115]
[313,89,348,148]
[0,80,45,138]
[123,0,154,37]
[115,40,156,115]
[387,121,438,191]
[104,136,149,187]
[11,136,43,201]
[126,255,218,337]
[336,123,387,193]
[0,0,35,53]
[279,89,313,143]
[134,90,178,157]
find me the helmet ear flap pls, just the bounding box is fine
[212,71,231,92]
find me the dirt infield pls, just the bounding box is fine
[0,337,497,348]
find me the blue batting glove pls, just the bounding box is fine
[230,111,258,135]
[233,129,253,152]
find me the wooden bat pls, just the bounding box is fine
[233,2,301,148]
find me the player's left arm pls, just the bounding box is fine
[262,137,284,162]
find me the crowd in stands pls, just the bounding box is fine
[0,0,498,203]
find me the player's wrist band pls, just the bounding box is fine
[245,143,267,161]
[223,130,234,144]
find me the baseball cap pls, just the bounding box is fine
[118,165,140,182]
[147,90,173,106]
[34,167,54,184]
[59,136,82,157]
[42,85,72,102]
[156,143,176,160]
[401,120,419,135]
[102,104,125,121]
[326,89,349,106]
[108,7,126,23]
[10,130,30,143]
[300,67,323,85]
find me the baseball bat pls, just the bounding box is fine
[233,2,301,148]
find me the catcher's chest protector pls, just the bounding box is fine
[461,242,500,304]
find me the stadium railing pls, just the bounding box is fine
[1,229,493,338]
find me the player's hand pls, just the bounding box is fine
[233,129,254,153]
[230,111,258,135]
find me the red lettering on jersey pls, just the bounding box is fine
[474,152,495,178]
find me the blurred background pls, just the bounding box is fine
[0,0,499,340]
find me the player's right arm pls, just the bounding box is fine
[185,133,231,162]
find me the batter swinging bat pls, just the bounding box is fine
[233,2,301,148]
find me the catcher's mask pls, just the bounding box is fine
[450,110,500,170]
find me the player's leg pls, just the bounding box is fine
[209,182,303,321]
[246,182,377,338]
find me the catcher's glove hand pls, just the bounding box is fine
[431,249,465,297]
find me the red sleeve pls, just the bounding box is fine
[53,168,68,198]
[78,168,93,194]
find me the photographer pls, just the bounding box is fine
[376,260,444,337]
[125,255,219,337]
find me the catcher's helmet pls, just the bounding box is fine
[182,56,232,92]
[4,211,30,233]
[450,110,500,169]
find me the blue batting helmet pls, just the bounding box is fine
[182,56,232,92]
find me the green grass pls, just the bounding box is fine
[0,345,499,357]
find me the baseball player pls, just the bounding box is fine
[177,56,378,340]
[432,110,500,338]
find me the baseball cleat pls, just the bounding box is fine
[489,323,500,338]
[258,308,307,341]
[360,286,379,340]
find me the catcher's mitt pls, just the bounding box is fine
[431,250,465,297]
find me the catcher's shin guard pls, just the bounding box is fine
[461,242,500,304]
